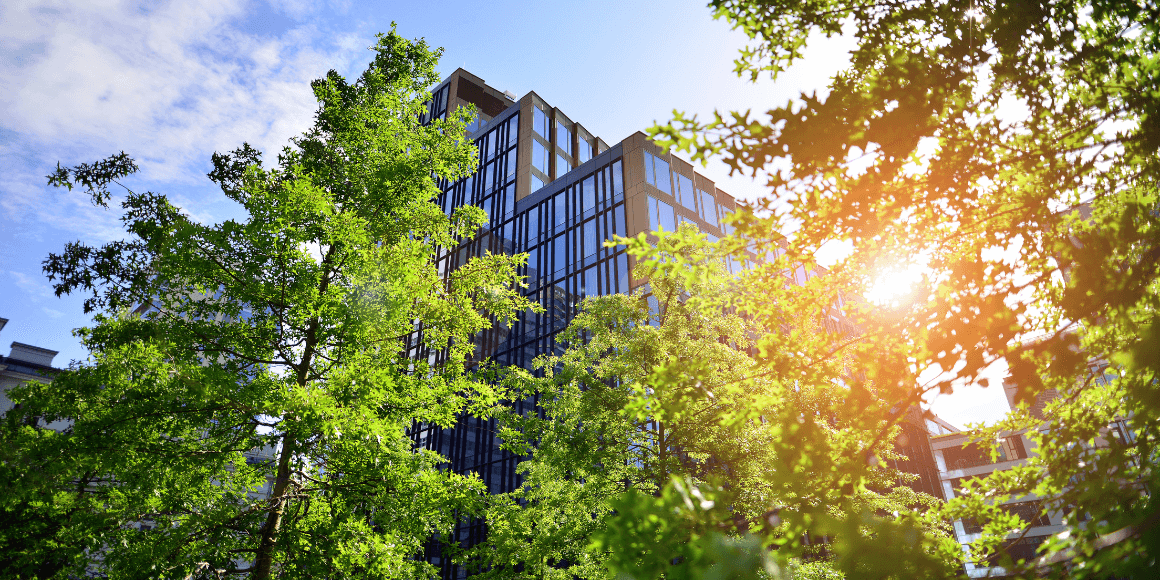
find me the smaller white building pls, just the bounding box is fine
[0,317,62,416]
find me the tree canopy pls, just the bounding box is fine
[469,226,957,579]
[643,0,1160,576]
[1,28,533,580]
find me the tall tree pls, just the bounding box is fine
[647,0,1160,576]
[469,226,955,579]
[0,29,533,580]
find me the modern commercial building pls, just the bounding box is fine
[408,69,944,577]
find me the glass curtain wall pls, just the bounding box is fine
[411,109,628,576]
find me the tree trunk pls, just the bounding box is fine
[251,436,294,580]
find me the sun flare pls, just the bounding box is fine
[864,265,925,306]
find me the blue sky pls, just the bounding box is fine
[0,0,1009,426]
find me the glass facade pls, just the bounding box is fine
[413,72,876,579]
[413,101,629,574]
[643,150,672,195]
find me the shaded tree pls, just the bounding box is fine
[0,28,533,580]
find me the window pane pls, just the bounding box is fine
[578,139,592,164]
[700,190,718,226]
[534,106,548,138]
[531,174,544,194]
[650,196,675,232]
[502,186,515,218]
[612,160,623,195]
[507,151,517,180]
[556,153,569,179]
[616,253,629,293]
[644,152,655,186]
[508,115,519,148]
[718,204,733,235]
[557,120,572,152]
[614,206,625,239]
[582,176,595,211]
[583,219,597,257]
[553,235,566,275]
[527,208,540,244]
[654,155,672,195]
[584,266,598,297]
[527,246,539,276]
[533,140,548,174]
[554,192,568,226]
[677,174,696,211]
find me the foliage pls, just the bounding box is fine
[0,28,534,580]
[468,226,956,579]
[649,0,1160,577]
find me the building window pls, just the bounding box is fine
[557,119,572,153]
[648,196,676,232]
[675,172,696,212]
[581,175,596,215]
[699,189,718,226]
[577,139,592,164]
[531,174,545,194]
[643,151,672,195]
[612,160,623,196]
[532,139,549,176]
[556,153,570,179]
[718,203,734,235]
[533,105,549,139]
[583,219,598,258]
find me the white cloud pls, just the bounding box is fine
[41,307,64,318]
[10,269,54,302]
[0,0,370,227]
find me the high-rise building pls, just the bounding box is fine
[408,69,943,577]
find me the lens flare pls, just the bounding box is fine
[864,265,924,306]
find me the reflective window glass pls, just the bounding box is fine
[699,190,718,226]
[554,192,568,225]
[534,106,548,138]
[553,235,567,275]
[718,204,734,235]
[583,219,597,258]
[649,196,676,232]
[506,152,517,180]
[508,115,519,147]
[614,206,625,239]
[556,153,569,179]
[612,160,624,195]
[616,253,629,293]
[501,185,515,218]
[676,173,696,211]
[584,266,598,298]
[644,152,655,186]
[557,120,572,152]
[652,153,672,195]
[531,174,545,194]
[527,208,540,244]
[582,176,595,211]
[532,139,548,175]
[578,139,592,164]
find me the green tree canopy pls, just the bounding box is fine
[470,225,956,579]
[646,0,1160,576]
[1,28,533,580]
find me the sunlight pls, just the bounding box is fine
[863,264,925,306]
